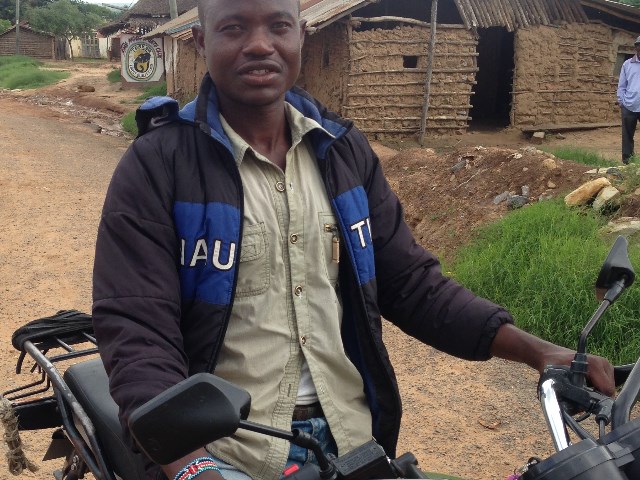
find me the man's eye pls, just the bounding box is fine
[221,24,242,32]
[272,22,292,30]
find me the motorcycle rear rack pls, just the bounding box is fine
[4,331,98,402]
[3,312,116,480]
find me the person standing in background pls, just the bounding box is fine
[617,35,640,164]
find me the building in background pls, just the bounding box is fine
[146,0,640,140]
[0,24,55,60]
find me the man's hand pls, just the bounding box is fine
[491,323,615,397]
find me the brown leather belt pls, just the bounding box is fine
[292,402,324,421]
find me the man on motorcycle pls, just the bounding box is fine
[91,0,616,479]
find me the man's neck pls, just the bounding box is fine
[221,102,291,170]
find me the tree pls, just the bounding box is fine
[26,0,115,59]
[0,18,10,32]
[0,0,51,23]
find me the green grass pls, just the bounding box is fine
[135,81,167,101]
[121,111,137,136]
[0,55,69,89]
[447,199,640,365]
[107,68,121,83]
[543,146,618,167]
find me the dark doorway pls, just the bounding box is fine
[470,27,514,128]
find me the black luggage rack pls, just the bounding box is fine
[2,310,115,480]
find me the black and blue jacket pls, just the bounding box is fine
[92,74,513,466]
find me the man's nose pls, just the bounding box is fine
[243,27,276,56]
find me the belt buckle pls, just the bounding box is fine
[293,402,321,421]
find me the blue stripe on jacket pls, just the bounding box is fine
[333,186,375,286]
[174,201,241,306]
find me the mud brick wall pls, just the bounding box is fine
[0,29,54,60]
[512,23,634,127]
[168,38,207,104]
[344,24,476,140]
[298,23,350,114]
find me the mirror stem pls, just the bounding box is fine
[571,277,628,387]
[571,300,609,387]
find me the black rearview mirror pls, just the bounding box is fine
[595,236,635,302]
[128,373,251,465]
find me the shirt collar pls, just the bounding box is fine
[219,102,334,167]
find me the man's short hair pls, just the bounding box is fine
[196,0,301,28]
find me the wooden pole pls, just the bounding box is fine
[419,0,438,146]
[168,0,178,19]
[15,0,20,55]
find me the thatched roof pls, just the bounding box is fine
[0,23,54,38]
[130,0,640,40]
[98,0,197,37]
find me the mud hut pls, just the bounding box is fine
[98,0,197,62]
[0,25,54,60]
[144,0,640,140]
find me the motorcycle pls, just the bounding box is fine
[1,236,639,480]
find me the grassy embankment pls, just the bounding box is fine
[0,55,69,89]
[449,147,640,364]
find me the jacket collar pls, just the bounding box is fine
[179,73,351,160]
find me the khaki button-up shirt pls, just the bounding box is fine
[207,104,372,479]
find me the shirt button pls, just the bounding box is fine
[294,285,303,296]
[275,181,285,192]
[290,234,298,244]
[300,336,307,345]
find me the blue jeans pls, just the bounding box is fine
[206,417,337,479]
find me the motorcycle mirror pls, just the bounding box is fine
[128,373,251,465]
[595,236,635,302]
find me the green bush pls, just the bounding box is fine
[448,199,640,364]
[0,55,69,89]
[121,111,137,136]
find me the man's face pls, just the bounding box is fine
[635,43,640,56]
[193,0,305,111]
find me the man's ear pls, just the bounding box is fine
[192,25,205,57]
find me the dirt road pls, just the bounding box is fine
[0,69,593,480]
[0,96,130,479]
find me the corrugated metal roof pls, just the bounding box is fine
[143,6,197,38]
[143,0,634,40]
[143,0,374,39]
[302,0,374,30]
[581,0,640,22]
[453,0,588,31]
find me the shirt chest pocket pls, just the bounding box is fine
[235,222,270,298]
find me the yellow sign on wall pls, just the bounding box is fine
[120,36,165,83]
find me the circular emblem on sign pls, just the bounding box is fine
[125,41,157,81]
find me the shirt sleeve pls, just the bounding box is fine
[618,62,628,106]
